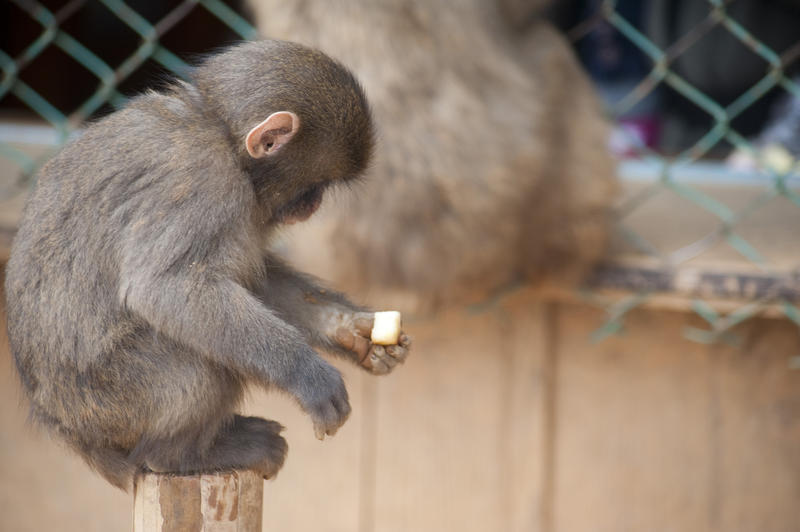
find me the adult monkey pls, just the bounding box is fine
[4,40,410,490]
[252,0,619,309]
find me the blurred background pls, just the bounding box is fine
[1,1,800,531]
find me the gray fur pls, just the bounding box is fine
[3,40,402,490]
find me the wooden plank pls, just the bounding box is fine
[550,302,800,532]
[551,302,715,532]
[586,260,800,302]
[502,297,553,532]
[709,318,800,531]
[371,293,550,532]
[371,308,507,531]
[3,270,800,532]
[242,363,366,532]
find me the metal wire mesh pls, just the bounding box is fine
[0,0,255,175]
[1,0,799,345]
[565,0,800,344]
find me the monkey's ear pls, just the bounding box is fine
[245,111,300,158]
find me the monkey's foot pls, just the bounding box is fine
[332,312,411,375]
[216,416,288,480]
[143,416,288,480]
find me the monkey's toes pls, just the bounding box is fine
[255,433,288,480]
[229,416,287,479]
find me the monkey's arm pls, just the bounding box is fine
[258,256,410,375]
[121,253,351,439]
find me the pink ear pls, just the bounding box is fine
[245,111,300,158]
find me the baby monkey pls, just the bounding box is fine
[4,40,410,490]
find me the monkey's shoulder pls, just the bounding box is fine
[19,91,250,255]
[124,90,237,170]
[32,101,187,184]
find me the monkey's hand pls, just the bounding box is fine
[293,357,352,440]
[332,312,411,375]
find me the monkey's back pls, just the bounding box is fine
[4,92,247,463]
[252,0,619,308]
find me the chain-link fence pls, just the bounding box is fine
[556,0,800,346]
[1,0,254,171]
[2,0,799,346]
[0,0,254,252]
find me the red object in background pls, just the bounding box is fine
[609,115,661,158]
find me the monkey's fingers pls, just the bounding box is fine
[385,344,409,363]
[312,394,351,440]
[361,345,394,375]
[398,333,412,349]
[352,312,374,338]
[314,417,338,440]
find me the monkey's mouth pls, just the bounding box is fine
[276,185,324,225]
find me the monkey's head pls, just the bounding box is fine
[193,40,375,224]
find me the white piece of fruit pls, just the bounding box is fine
[371,311,402,345]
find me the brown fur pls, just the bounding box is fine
[251,0,619,310]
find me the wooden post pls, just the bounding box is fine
[133,470,263,531]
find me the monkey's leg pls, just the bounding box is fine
[142,416,288,479]
[204,416,287,479]
[123,267,351,439]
